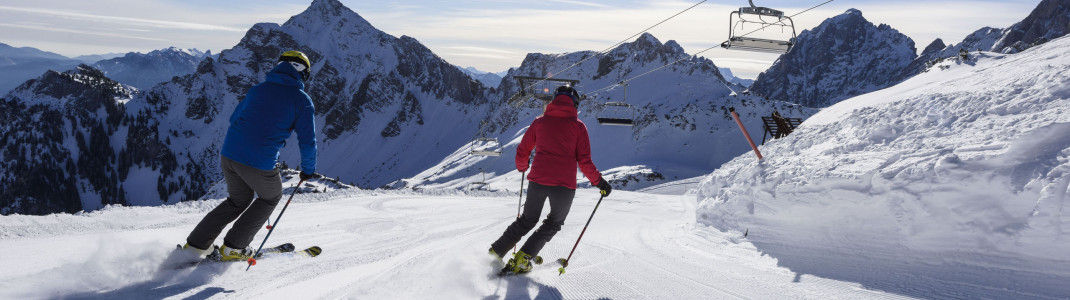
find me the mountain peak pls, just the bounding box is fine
[921,38,947,56]
[308,0,349,15]
[750,7,916,107]
[637,32,661,45]
[284,0,375,37]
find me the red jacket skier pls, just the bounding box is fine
[490,85,613,275]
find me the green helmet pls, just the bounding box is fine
[279,50,311,80]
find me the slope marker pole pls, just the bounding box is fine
[730,107,763,159]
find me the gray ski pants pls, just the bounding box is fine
[491,181,575,257]
[186,156,283,250]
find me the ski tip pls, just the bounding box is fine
[302,246,323,257]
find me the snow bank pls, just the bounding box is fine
[696,35,1070,296]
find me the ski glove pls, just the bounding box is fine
[596,177,612,197]
[300,172,321,181]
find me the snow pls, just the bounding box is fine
[696,36,1070,298]
[1,187,901,299]
[4,1,1069,298]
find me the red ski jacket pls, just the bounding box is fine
[516,93,603,189]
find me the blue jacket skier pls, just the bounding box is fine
[183,50,318,261]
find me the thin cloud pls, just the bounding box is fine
[443,52,515,60]
[0,5,246,32]
[544,0,611,8]
[0,23,175,43]
[441,46,515,54]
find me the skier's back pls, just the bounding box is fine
[490,85,613,275]
[181,50,318,261]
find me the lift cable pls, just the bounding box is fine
[503,0,710,103]
[586,0,834,95]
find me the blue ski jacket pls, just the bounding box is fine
[221,62,317,174]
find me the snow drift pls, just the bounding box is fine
[697,35,1070,297]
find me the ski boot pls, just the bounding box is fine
[218,244,255,262]
[488,248,504,260]
[161,243,211,269]
[499,250,535,276]
[179,243,209,256]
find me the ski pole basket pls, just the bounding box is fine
[507,76,582,107]
[721,0,797,54]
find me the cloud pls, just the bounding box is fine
[544,0,611,8]
[0,5,246,32]
[442,52,515,60]
[441,46,515,54]
[0,23,175,43]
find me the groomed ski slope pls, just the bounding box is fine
[1,185,905,299]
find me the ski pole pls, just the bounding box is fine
[556,192,606,275]
[514,171,525,254]
[247,179,304,270]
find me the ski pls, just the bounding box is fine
[168,243,301,270]
[295,246,323,257]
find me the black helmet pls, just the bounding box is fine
[555,85,580,108]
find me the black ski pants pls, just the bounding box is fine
[186,156,283,250]
[491,181,575,257]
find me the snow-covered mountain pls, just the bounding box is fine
[894,37,948,82]
[749,9,916,108]
[1,0,501,215]
[897,0,1070,82]
[718,67,753,87]
[2,0,817,215]
[461,66,504,88]
[91,47,211,90]
[0,42,80,94]
[72,52,126,64]
[991,0,1070,53]
[395,32,813,191]
[697,34,1070,299]
[0,65,139,215]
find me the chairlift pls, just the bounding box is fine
[470,121,502,156]
[721,0,797,54]
[507,76,582,107]
[596,83,637,126]
[470,137,502,156]
[469,168,489,190]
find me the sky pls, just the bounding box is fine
[0,0,1043,79]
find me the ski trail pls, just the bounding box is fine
[1,190,920,299]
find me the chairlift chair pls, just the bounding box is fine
[721,0,797,54]
[507,76,582,107]
[469,137,502,156]
[470,121,502,156]
[469,168,489,190]
[596,83,637,126]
